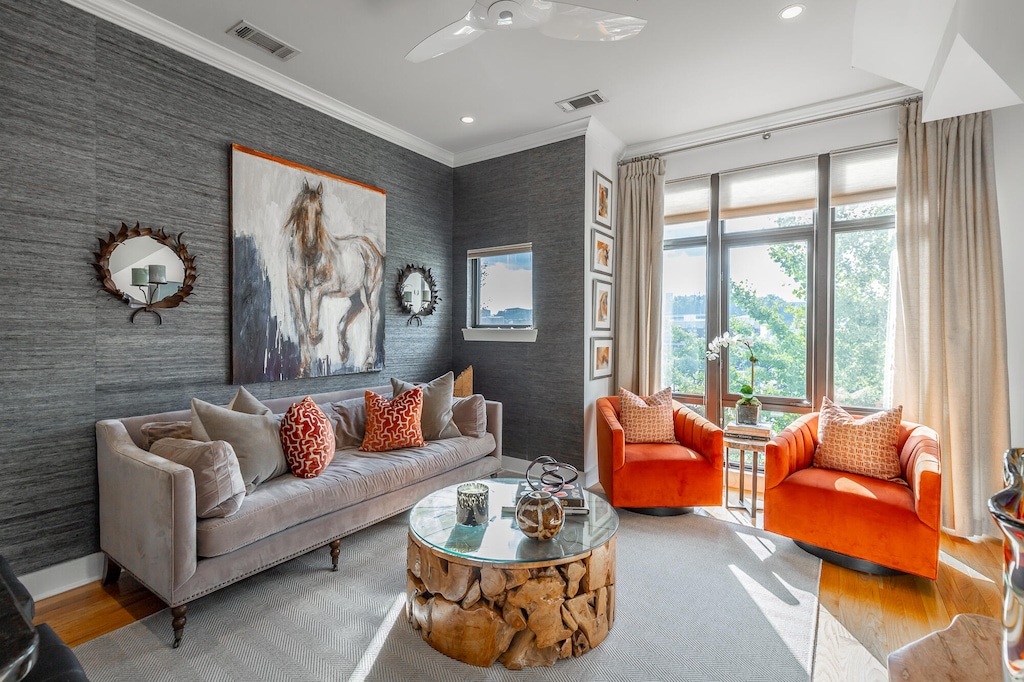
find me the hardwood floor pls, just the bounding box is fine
[35,501,1002,680]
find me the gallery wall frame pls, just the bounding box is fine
[591,337,613,380]
[591,229,614,277]
[593,279,612,332]
[594,171,613,230]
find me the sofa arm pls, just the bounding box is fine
[674,406,723,471]
[899,423,942,531]
[484,400,502,460]
[596,398,626,472]
[765,413,818,490]
[96,420,197,602]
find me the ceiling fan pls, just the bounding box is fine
[405,0,647,63]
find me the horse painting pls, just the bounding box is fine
[284,179,384,377]
[230,144,387,383]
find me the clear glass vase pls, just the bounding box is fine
[989,447,1024,681]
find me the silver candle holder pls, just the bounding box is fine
[456,482,489,526]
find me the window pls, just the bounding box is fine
[829,145,897,409]
[467,243,533,328]
[662,144,898,427]
[662,177,710,398]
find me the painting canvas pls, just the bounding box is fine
[591,229,614,276]
[594,171,613,229]
[591,337,613,380]
[231,145,386,383]
[593,280,612,331]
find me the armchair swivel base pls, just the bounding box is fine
[793,540,905,576]
[623,506,694,516]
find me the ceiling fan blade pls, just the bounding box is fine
[405,15,487,63]
[537,1,647,42]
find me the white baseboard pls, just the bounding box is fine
[18,552,106,602]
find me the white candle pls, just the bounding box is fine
[148,264,167,284]
[132,267,148,286]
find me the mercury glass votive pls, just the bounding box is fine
[456,482,489,526]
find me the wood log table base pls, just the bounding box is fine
[406,532,616,669]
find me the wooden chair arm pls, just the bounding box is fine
[674,406,723,470]
[765,413,818,490]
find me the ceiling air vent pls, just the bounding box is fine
[227,20,300,61]
[556,90,608,113]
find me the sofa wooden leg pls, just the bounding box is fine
[102,556,122,586]
[329,539,341,572]
[171,604,188,648]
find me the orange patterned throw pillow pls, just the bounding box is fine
[618,387,677,444]
[813,396,904,481]
[361,388,426,452]
[280,397,336,478]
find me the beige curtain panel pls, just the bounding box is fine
[614,157,667,395]
[893,100,1011,537]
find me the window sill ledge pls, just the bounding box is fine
[461,328,538,343]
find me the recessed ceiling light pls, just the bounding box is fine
[460,116,475,124]
[779,4,804,19]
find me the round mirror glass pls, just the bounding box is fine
[401,272,432,313]
[108,236,187,304]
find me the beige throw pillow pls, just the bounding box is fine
[150,438,246,518]
[813,396,904,482]
[191,386,270,441]
[392,372,461,441]
[618,387,677,444]
[191,397,288,493]
[452,394,486,438]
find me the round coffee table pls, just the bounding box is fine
[406,478,619,669]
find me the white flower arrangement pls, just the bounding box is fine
[706,332,760,406]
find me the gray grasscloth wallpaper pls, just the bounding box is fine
[452,139,587,468]
[0,0,455,574]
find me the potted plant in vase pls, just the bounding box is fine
[706,332,762,425]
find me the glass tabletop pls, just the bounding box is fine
[409,478,619,565]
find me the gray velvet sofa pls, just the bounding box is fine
[95,385,502,648]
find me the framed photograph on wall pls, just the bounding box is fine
[593,279,612,331]
[591,229,614,276]
[591,337,613,380]
[594,171,613,230]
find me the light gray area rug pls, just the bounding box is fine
[75,512,820,681]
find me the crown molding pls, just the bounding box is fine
[61,0,454,166]
[453,118,591,167]
[622,84,921,159]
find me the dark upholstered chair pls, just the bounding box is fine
[596,397,723,512]
[0,554,89,682]
[764,413,942,579]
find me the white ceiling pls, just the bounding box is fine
[99,0,900,161]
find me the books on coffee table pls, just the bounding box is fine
[725,421,772,442]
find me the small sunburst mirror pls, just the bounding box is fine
[395,264,439,326]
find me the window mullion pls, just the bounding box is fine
[706,173,723,427]
[812,153,831,411]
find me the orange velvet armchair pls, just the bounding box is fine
[596,397,724,511]
[764,413,942,579]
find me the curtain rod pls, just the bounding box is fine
[623,96,922,162]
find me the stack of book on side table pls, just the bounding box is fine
[502,479,590,516]
[724,421,772,443]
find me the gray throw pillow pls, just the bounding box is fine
[191,386,270,441]
[327,397,369,448]
[392,372,461,441]
[451,394,487,438]
[191,398,289,493]
[150,438,246,518]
